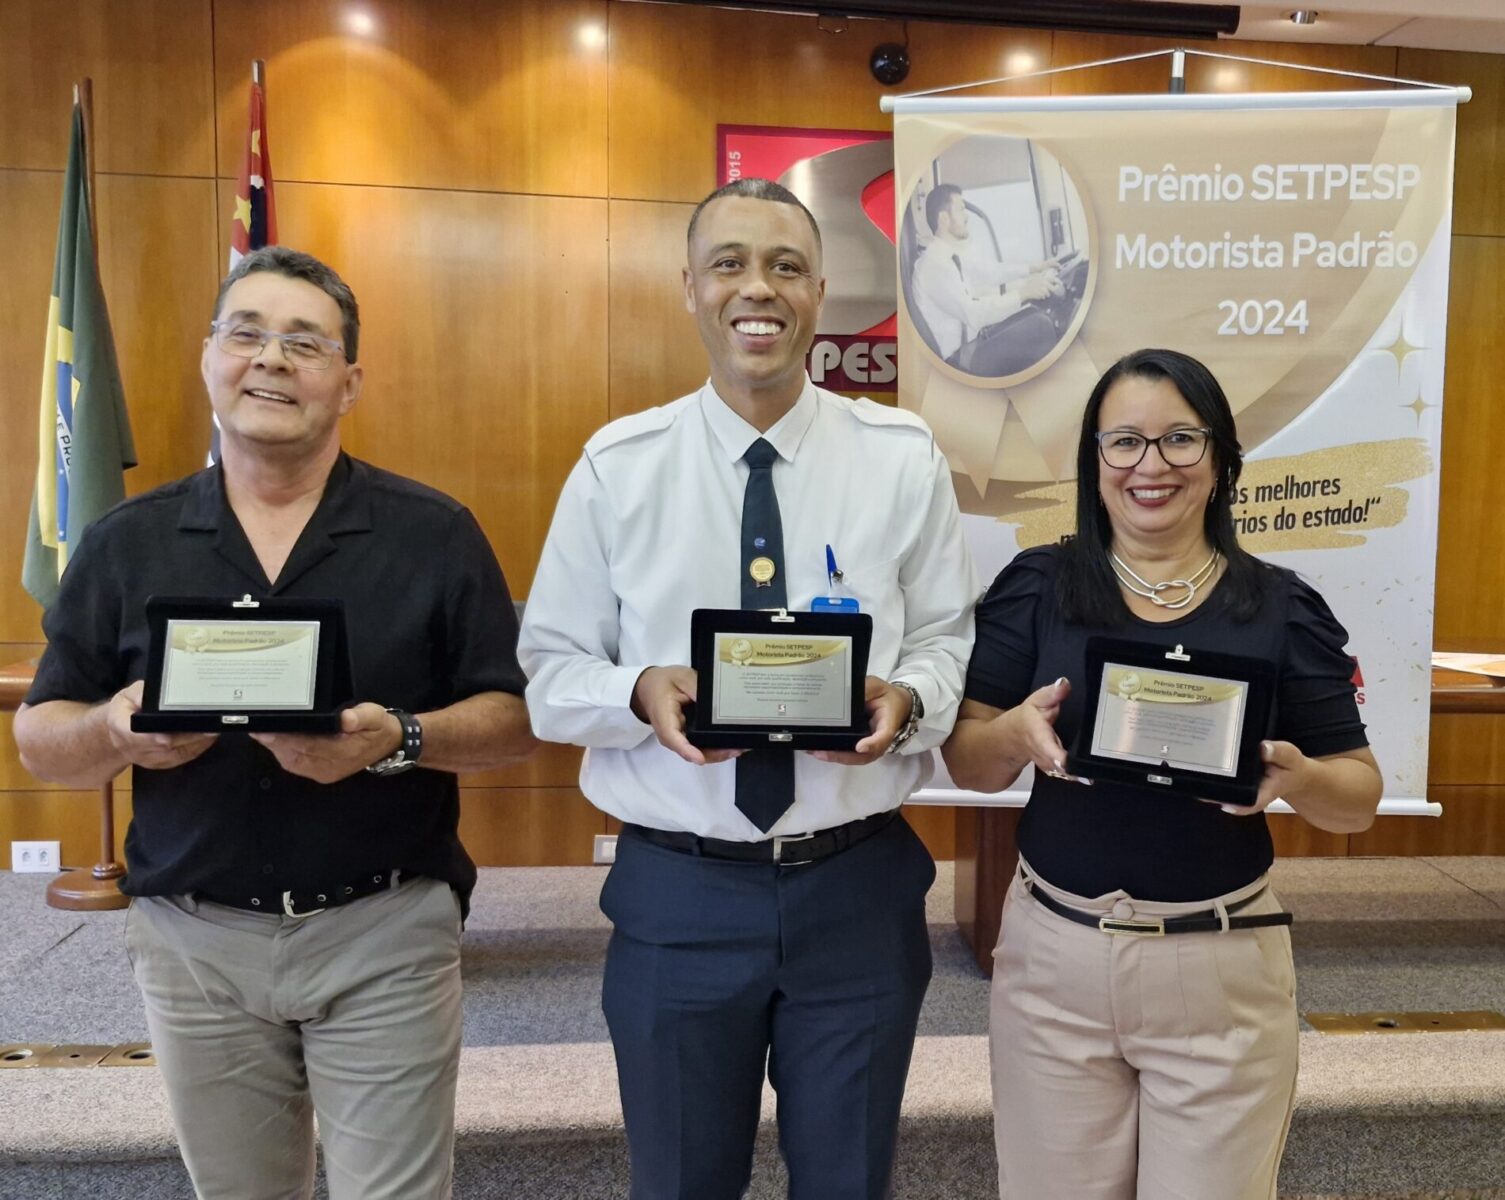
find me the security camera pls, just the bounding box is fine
[870,43,910,87]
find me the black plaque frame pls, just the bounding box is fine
[1066,637,1276,807]
[686,607,873,751]
[132,595,353,734]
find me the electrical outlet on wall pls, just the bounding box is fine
[11,841,62,873]
[593,834,617,865]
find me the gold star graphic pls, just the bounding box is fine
[233,194,252,231]
[1400,390,1437,424]
[1381,329,1421,367]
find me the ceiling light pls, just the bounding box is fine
[1288,10,1319,24]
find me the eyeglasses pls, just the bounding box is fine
[1095,427,1212,470]
[210,321,345,370]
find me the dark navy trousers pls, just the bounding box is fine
[599,813,935,1200]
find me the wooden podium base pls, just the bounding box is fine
[46,864,128,911]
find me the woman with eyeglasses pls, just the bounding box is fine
[942,348,1382,1200]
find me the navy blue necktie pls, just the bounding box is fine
[735,439,795,833]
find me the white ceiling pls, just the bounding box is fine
[1151,0,1505,52]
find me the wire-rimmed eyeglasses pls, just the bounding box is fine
[210,321,345,370]
[1095,428,1212,470]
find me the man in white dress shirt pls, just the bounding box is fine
[911,182,1063,367]
[519,178,976,1200]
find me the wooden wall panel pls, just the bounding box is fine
[213,0,609,197]
[457,786,605,867]
[608,199,705,419]
[1434,236,1505,649]
[226,181,610,596]
[1353,787,1505,856]
[1048,34,1189,95]
[1399,49,1505,238]
[0,788,130,869]
[0,172,218,647]
[0,0,215,176]
[1183,40,1397,94]
[608,3,1051,202]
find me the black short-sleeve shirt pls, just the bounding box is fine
[25,454,525,905]
[964,544,1368,900]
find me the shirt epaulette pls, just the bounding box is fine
[843,395,935,441]
[584,396,694,462]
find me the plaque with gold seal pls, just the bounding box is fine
[686,607,873,750]
[132,595,355,734]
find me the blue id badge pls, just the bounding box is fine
[812,595,860,614]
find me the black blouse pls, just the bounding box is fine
[963,544,1368,901]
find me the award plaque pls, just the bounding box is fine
[1066,638,1276,806]
[132,595,354,734]
[686,608,873,750]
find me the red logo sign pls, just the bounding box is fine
[718,125,896,394]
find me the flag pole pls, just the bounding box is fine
[47,78,128,913]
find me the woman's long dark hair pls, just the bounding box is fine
[1057,348,1272,625]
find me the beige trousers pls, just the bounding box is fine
[990,859,1299,1200]
[125,876,463,1200]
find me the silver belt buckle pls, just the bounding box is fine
[771,832,816,863]
[1098,915,1165,937]
[282,891,326,919]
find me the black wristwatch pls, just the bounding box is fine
[886,681,924,755]
[366,708,422,776]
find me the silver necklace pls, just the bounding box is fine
[1110,549,1220,610]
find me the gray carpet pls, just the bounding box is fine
[3,856,1504,1198]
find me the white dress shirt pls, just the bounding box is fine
[519,378,978,840]
[912,242,1028,360]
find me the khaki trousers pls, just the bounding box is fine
[125,876,463,1200]
[990,859,1299,1200]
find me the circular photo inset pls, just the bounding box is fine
[900,135,1094,385]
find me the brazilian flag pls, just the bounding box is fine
[22,101,136,610]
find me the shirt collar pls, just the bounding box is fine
[177,453,372,535]
[700,376,817,466]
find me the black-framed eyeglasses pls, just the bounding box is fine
[210,321,344,370]
[1095,427,1213,470]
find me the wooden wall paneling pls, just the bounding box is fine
[1047,33,1186,95]
[0,0,215,176]
[903,804,956,862]
[1399,50,1505,239]
[457,785,607,867]
[226,181,610,597]
[1267,815,1349,858]
[607,2,1051,202]
[95,175,223,494]
[1427,712,1505,786]
[0,788,131,869]
[1433,236,1505,649]
[469,742,585,791]
[0,173,219,647]
[1352,786,1505,856]
[1182,40,1398,94]
[213,0,609,197]
[607,199,706,419]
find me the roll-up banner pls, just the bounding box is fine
[886,89,1463,809]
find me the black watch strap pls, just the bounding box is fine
[366,708,422,775]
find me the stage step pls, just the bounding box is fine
[2,858,1503,1198]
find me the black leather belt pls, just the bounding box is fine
[199,868,405,919]
[1025,879,1293,937]
[622,810,898,866]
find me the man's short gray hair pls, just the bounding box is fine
[213,246,361,363]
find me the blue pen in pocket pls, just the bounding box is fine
[813,544,860,613]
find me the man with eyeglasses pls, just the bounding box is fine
[14,245,536,1199]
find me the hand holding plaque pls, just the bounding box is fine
[1067,638,1275,806]
[685,608,874,751]
[132,596,354,734]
